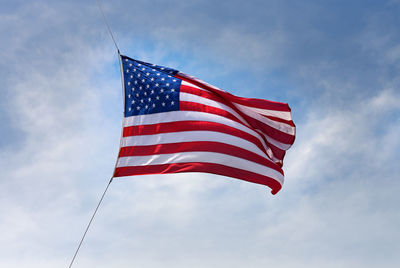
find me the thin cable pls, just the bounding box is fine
[96,0,120,53]
[68,177,114,268]
[68,3,122,267]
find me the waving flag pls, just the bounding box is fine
[113,55,296,194]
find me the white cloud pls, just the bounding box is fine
[1,1,400,267]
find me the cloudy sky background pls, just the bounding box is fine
[1,0,400,267]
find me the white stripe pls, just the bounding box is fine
[235,103,292,121]
[122,130,271,162]
[180,92,250,127]
[117,151,284,184]
[257,131,293,151]
[181,80,294,136]
[179,73,226,93]
[123,111,291,151]
[233,103,295,135]
[183,79,292,125]
[181,80,204,90]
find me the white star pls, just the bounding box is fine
[148,97,151,102]
[129,63,132,67]
[150,78,154,81]
[134,80,138,84]
[132,87,135,92]
[145,105,148,109]
[146,84,150,88]
[155,83,159,87]
[151,90,154,94]
[125,59,128,62]
[160,89,164,93]
[162,102,165,106]
[156,96,160,100]
[133,68,136,72]
[136,93,139,97]
[139,86,142,90]
[132,100,135,104]
[142,68,145,71]
[166,95,169,99]
[146,72,150,76]
[142,79,145,83]
[171,101,175,105]
[127,82,131,85]
[128,94,131,98]
[138,63,141,66]
[173,79,176,82]
[168,75,172,77]
[161,67,165,70]
[128,107,131,111]
[144,92,147,96]
[141,99,144,103]
[130,75,133,78]
[137,106,140,110]
[126,69,129,73]
[152,103,156,108]
[171,89,175,92]
[166,83,170,87]
[161,77,165,81]
[137,73,141,77]
[156,73,160,76]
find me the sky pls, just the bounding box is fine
[1,0,400,267]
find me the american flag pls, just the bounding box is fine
[113,55,296,194]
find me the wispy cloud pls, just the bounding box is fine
[0,0,399,267]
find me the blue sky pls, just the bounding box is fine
[1,0,400,267]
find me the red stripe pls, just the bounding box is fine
[180,101,295,145]
[114,162,282,194]
[263,115,296,127]
[181,85,249,123]
[180,101,245,126]
[176,73,290,111]
[243,113,295,145]
[181,84,227,103]
[182,85,295,129]
[181,86,295,159]
[123,120,269,157]
[188,87,294,162]
[118,141,283,175]
[123,118,287,163]
[268,142,286,161]
[230,97,290,112]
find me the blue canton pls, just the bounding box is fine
[121,55,182,117]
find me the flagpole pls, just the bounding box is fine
[67,177,113,268]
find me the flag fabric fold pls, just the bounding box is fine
[113,55,296,194]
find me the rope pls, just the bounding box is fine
[68,177,114,268]
[96,0,120,54]
[67,3,122,266]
